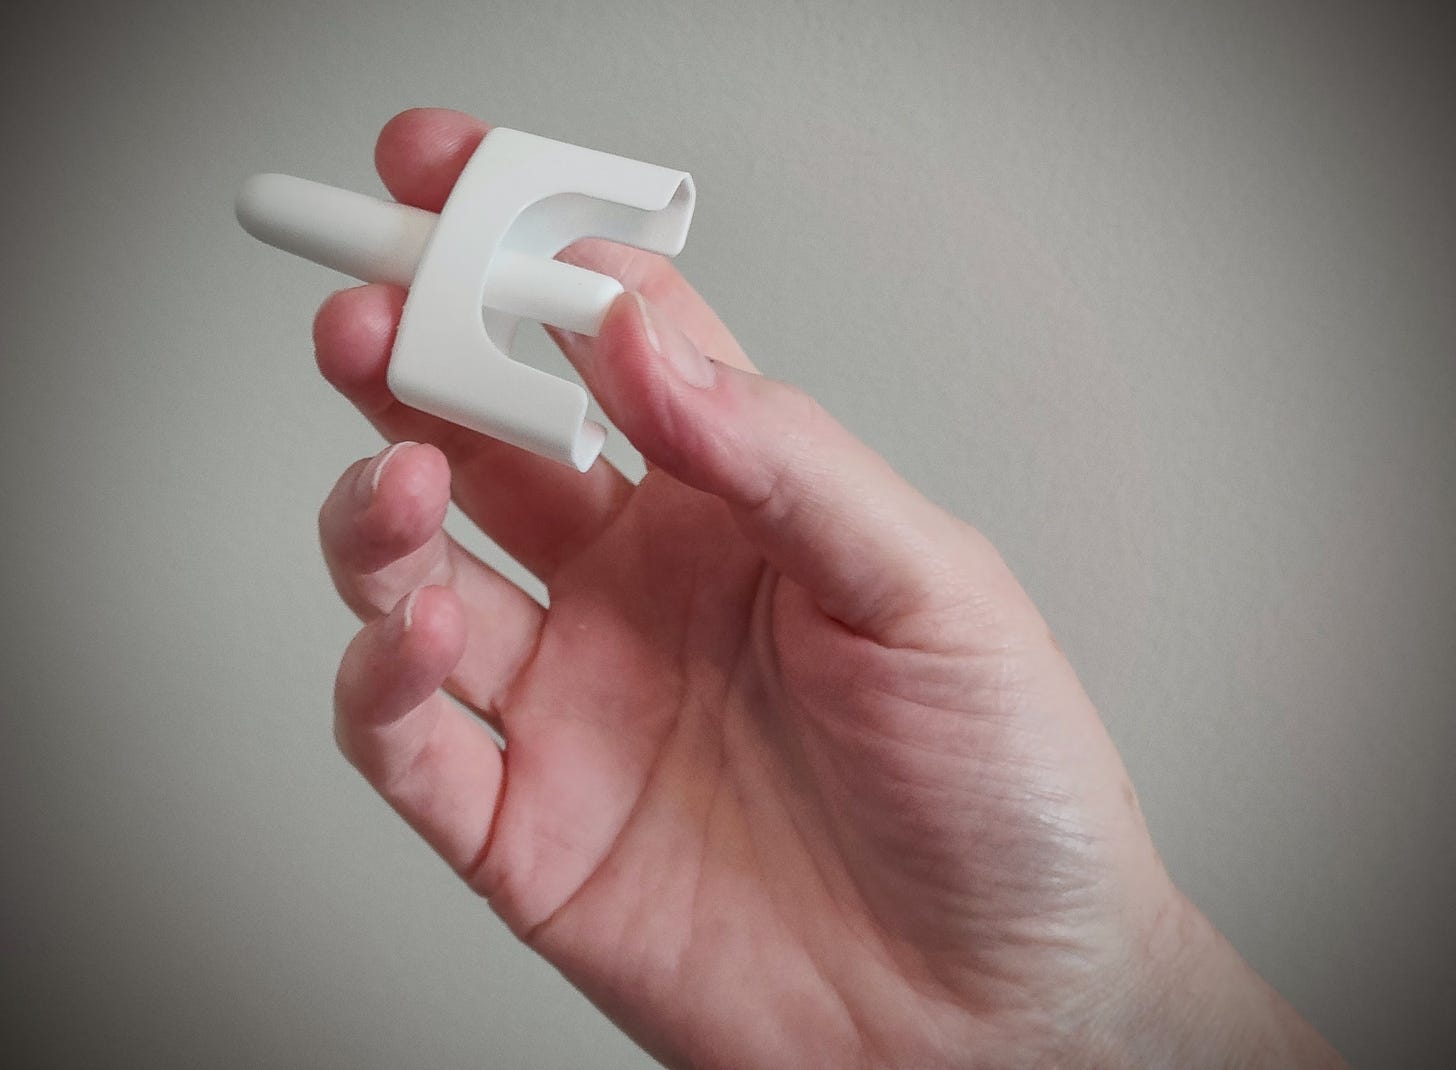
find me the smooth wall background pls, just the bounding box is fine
[2,1,1452,1066]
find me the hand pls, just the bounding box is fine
[312,109,1345,1069]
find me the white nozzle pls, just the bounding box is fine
[235,173,622,334]
[236,128,695,470]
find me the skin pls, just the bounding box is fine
[313,109,1346,1069]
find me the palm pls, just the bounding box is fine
[473,471,1150,1066]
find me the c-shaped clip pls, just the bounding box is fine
[236,128,696,469]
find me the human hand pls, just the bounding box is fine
[312,109,1344,1069]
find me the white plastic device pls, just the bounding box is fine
[236,128,696,470]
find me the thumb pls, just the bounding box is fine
[578,291,1019,648]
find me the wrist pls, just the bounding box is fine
[1078,889,1347,1070]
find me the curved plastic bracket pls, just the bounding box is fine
[387,128,696,470]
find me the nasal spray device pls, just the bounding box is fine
[235,128,696,470]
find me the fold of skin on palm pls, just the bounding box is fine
[313,110,1342,1070]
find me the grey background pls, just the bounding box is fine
[2,1,1452,1066]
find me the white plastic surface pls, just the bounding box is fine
[235,129,695,469]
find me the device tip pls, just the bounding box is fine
[234,173,284,240]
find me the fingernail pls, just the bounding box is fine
[634,292,715,388]
[400,588,420,632]
[361,441,415,497]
